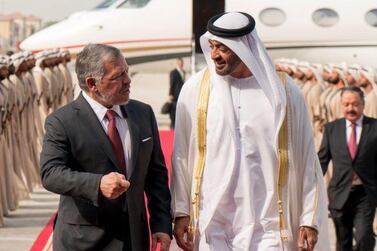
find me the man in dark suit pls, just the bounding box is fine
[168,58,185,129]
[40,44,172,251]
[319,86,377,251]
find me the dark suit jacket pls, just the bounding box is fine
[169,68,184,101]
[40,94,172,251]
[318,116,377,210]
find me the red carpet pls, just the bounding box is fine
[30,130,175,251]
[29,211,56,251]
[159,130,174,183]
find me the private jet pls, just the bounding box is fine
[20,0,377,67]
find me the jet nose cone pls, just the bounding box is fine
[19,37,34,51]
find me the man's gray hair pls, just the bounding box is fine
[75,44,123,91]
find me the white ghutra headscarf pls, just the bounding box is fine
[200,12,287,142]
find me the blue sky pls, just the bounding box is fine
[0,0,103,22]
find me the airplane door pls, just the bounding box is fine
[193,0,225,53]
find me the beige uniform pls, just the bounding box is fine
[319,85,333,131]
[301,80,314,99]
[22,72,41,175]
[295,78,305,89]
[44,67,59,112]
[320,85,339,188]
[33,66,52,125]
[0,82,20,214]
[10,74,39,192]
[27,70,44,141]
[53,66,65,108]
[2,78,28,201]
[59,63,73,104]
[328,89,343,121]
[305,82,324,150]
[364,91,377,118]
[0,84,6,224]
[323,87,338,122]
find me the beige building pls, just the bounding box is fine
[0,12,41,51]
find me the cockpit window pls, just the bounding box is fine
[118,0,150,8]
[365,9,377,27]
[95,0,119,9]
[312,8,339,27]
[259,8,286,27]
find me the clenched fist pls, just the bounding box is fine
[100,172,130,199]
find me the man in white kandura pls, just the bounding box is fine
[171,12,330,251]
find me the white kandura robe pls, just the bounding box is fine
[171,69,330,251]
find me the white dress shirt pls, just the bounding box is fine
[82,91,132,178]
[176,67,185,81]
[346,115,363,145]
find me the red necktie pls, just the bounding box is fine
[106,110,127,174]
[348,123,357,159]
[348,123,359,183]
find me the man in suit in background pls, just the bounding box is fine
[40,44,172,251]
[319,86,377,251]
[168,58,185,129]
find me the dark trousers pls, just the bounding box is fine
[330,185,375,251]
[169,101,177,129]
[117,213,132,251]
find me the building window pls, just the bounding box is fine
[365,9,377,27]
[259,8,286,26]
[312,8,339,27]
[118,0,150,8]
[95,0,119,9]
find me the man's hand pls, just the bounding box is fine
[152,232,171,251]
[173,216,193,251]
[298,226,318,251]
[100,172,130,199]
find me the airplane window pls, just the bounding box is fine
[259,8,286,26]
[312,8,339,27]
[365,9,377,27]
[118,0,150,8]
[95,0,119,9]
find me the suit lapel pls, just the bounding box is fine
[355,116,371,159]
[121,104,140,180]
[73,94,121,171]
